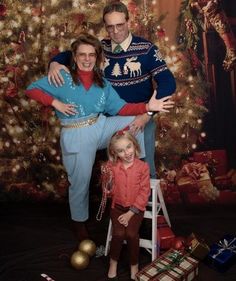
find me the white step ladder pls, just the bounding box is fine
[104,179,171,261]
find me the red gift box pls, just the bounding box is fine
[165,191,182,205]
[193,150,228,176]
[157,216,175,250]
[216,190,236,204]
[214,175,232,190]
[161,182,182,204]
[182,193,209,205]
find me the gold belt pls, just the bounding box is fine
[61,116,98,129]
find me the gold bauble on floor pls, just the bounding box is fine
[79,239,97,257]
[70,250,90,270]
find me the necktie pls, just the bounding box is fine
[113,44,123,54]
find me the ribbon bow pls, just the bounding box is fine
[212,237,236,259]
[156,251,185,275]
[181,162,208,180]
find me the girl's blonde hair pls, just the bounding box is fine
[107,130,141,163]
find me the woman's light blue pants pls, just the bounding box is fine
[60,114,145,222]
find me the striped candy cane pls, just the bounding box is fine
[41,273,55,281]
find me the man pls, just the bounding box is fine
[48,1,176,178]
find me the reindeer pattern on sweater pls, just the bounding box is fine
[101,34,175,103]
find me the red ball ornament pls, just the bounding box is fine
[0,4,7,17]
[73,13,85,25]
[128,1,137,13]
[171,236,186,251]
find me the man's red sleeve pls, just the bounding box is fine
[118,103,147,115]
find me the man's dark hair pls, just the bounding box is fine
[103,1,129,22]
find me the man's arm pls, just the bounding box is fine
[149,44,176,98]
[48,51,72,86]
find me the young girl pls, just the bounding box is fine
[103,130,150,281]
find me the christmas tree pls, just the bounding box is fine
[0,0,208,201]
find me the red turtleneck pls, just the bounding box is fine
[78,69,94,90]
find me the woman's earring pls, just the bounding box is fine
[72,62,76,70]
[93,65,98,71]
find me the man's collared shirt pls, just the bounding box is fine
[111,32,132,53]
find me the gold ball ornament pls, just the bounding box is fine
[70,250,90,270]
[79,239,97,257]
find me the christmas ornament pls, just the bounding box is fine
[0,4,7,17]
[70,250,90,270]
[79,239,96,257]
[171,236,186,251]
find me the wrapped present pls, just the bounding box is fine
[157,215,169,228]
[206,234,236,272]
[157,216,175,250]
[182,193,208,205]
[187,233,210,260]
[177,162,211,193]
[215,191,236,205]
[227,169,236,186]
[193,150,228,177]
[136,249,199,281]
[165,191,182,205]
[214,175,232,190]
[161,181,182,204]
[198,183,219,202]
[183,190,236,205]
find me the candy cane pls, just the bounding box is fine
[41,273,55,281]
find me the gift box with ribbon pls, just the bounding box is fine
[193,150,228,177]
[177,162,211,193]
[187,233,210,260]
[135,249,199,281]
[206,234,236,272]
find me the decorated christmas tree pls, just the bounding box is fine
[0,0,209,201]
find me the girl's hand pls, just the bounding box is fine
[148,90,175,113]
[118,211,134,227]
[52,99,78,116]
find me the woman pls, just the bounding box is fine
[25,33,174,245]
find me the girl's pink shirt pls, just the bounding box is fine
[110,158,151,211]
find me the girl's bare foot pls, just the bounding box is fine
[108,258,118,278]
[130,263,139,280]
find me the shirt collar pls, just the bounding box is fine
[111,32,132,53]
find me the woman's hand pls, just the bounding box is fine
[52,99,78,116]
[48,62,70,87]
[148,90,175,113]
